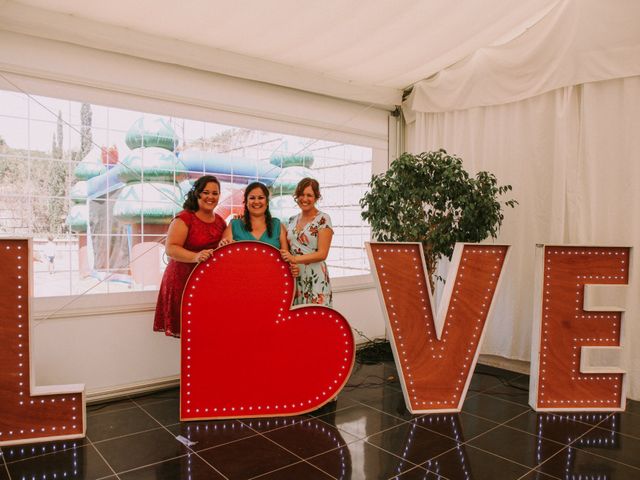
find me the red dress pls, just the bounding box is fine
[153,210,226,337]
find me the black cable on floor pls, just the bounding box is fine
[355,338,394,364]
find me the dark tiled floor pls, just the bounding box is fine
[2,360,640,479]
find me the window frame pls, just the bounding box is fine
[0,67,390,314]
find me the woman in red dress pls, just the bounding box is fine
[153,175,226,337]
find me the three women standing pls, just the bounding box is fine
[154,175,334,337]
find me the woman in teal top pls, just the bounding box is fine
[221,182,289,250]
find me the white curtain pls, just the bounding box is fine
[405,0,640,116]
[403,0,640,399]
[406,77,640,399]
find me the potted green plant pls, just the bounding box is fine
[360,149,517,291]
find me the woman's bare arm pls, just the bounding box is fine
[165,218,213,263]
[219,223,234,247]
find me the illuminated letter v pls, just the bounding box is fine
[367,242,510,413]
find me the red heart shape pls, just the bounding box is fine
[180,242,355,420]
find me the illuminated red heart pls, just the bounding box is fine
[180,241,355,420]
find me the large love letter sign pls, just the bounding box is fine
[529,245,629,411]
[367,242,509,413]
[180,242,355,420]
[0,238,85,447]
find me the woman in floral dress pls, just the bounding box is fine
[281,178,334,307]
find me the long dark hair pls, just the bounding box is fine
[243,181,273,237]
[183,175,221,212]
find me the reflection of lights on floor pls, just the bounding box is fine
[535,413,615,480]
[6,441,80,480]
[564,447,609,480]
[185,419,349,479]
[393,414,470,480]
[536,413,616,448]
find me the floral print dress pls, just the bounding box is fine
[287,211,333,306]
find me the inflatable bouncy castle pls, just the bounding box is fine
[66,117,316,289]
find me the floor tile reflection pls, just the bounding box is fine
[119,453,225,480]
[596,411,640,440]
[308,395,359,416]
[518,470,559,480]
[139,398,181,426]
[462,393,529,423]
[390,465,445,479]
[93,427,189,473]
[413,412,498,443]
[240,415,313,433]
[255,461,334,479]
[264,417,359,459]
[626,399,640,415]
[167,419,256,451]
[1,438,89,464]
[468,425,564,468]
[308,439,413,479]
[341,384,407,414]
[366,421,460,466]
[196,434,299,479]
[505,411,594,444]
[87,406,160,442]
[424,444,530,480]
[567,411,615,427]
[537,446,640,480]
[573,418,640,470]
[315,402,407,439]
[6,444,114,480]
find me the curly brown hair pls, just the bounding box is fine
[294,177,321,201]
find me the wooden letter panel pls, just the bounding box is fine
[367,242,509,413]
[0,238,85,447]
[530,246,629,411]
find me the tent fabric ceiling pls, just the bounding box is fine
[405,0,640,116]
[0,0,560,107]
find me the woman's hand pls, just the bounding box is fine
[290,263,300,277]
[220,224,233,248]
[280,250,296,264]
[193,249,214,263]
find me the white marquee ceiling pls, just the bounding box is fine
[0,0,560,106]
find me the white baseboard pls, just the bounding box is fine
[86,376,179,404]
[478,354,530,375]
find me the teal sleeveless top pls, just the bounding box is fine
[230,218,281,248]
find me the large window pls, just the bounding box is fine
[0,89,372,297]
